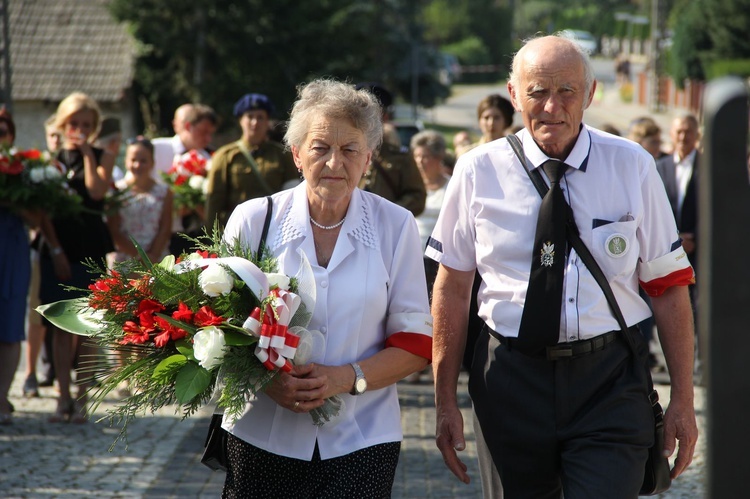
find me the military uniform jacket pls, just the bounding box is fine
[205,139,297,228]
[359,142,426,216]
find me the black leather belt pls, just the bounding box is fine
[486,327,631,361]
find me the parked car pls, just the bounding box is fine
[560,29,598,55]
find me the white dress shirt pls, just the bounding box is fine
[426,125,693,343]
[415,174,451,250]
[150,135,210,233]
[222,183,432,460]
[152,135,186,179]
[674,149,696,221]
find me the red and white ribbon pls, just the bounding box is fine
[243,289,302,372]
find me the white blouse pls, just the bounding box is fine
[222,183,432,460]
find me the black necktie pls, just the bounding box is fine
[516,160,568,355]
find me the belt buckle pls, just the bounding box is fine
[546,345,573,360]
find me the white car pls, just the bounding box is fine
[560,29,598,55]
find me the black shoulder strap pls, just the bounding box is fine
[256,196,273,260]
[506,134,633,345]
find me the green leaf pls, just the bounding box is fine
[132,237,153,271]
[175,339,196,361]
[223,329,256,346]
[154,313,197,334]
[35,298,103,336]
[174,361,212,404]
[152,354,187,382]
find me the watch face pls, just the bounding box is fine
[355,378,367,394]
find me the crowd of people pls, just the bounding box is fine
[1,32,706,498]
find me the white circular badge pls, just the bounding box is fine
[605,233,629,258]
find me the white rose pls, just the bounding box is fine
[193,326,226,370]
[266,273,290,291]
[198,263,234,297]
[29,165,63,183]
[188,175,206,190]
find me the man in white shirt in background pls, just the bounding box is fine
[152,104,218,178]
[151,104,218,254]
[656,114,700,267]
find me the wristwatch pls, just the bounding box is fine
[350,362,367,396]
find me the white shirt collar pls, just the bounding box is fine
[520,125,592,172]
[272,184,379,252]
[674,149,696,167]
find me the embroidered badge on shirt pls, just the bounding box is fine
[605,233,629,258]
[541,242,555,267]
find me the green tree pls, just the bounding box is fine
[667,0,750,84]
[668,0,713,83]
[421,0,514,82]
[110,0,448,135]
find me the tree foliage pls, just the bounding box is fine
[668,0,750,84]
[513,0,640,42]
[110,0,449,135]
[421,0,514,82]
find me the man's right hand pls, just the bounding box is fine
[435,401,470,484]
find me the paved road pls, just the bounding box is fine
[2,358,705,498]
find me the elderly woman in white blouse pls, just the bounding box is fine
[221,79,433,498]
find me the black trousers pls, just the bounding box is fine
[469,327,653,499]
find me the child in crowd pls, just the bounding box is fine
[108,137,172,265]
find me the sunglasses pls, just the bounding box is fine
[0,129,9,138]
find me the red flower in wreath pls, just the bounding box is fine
[194,306,225,327]
[153,316,189,348]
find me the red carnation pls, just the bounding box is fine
[120,320,153,345]
[153,316,189,348]
[137,299,164,317]
[15,149,42,160]
[172,302,194,323]
[194,306,224,327]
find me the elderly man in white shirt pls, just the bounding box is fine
[150,104,217,255]
[428,35,698,498]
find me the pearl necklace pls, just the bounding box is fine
[309,216,346,230]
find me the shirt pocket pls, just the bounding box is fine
[590,220,638,278]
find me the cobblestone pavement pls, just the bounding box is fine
[2,364,705,498]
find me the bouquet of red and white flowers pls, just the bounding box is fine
[161,149,209,211]
[37,230,341,445]
[0,146,82,216]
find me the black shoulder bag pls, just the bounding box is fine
[201,195,274,472]
[506,134,671,495]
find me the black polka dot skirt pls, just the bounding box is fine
[222,433,400,498]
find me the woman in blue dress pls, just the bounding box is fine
[0,110,38,425]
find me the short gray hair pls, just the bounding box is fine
[410,129,446,158]
[509,34,596,104]
[284,79,383,151]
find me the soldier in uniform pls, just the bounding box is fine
[355,83,426,217]
[205,93,298,229]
